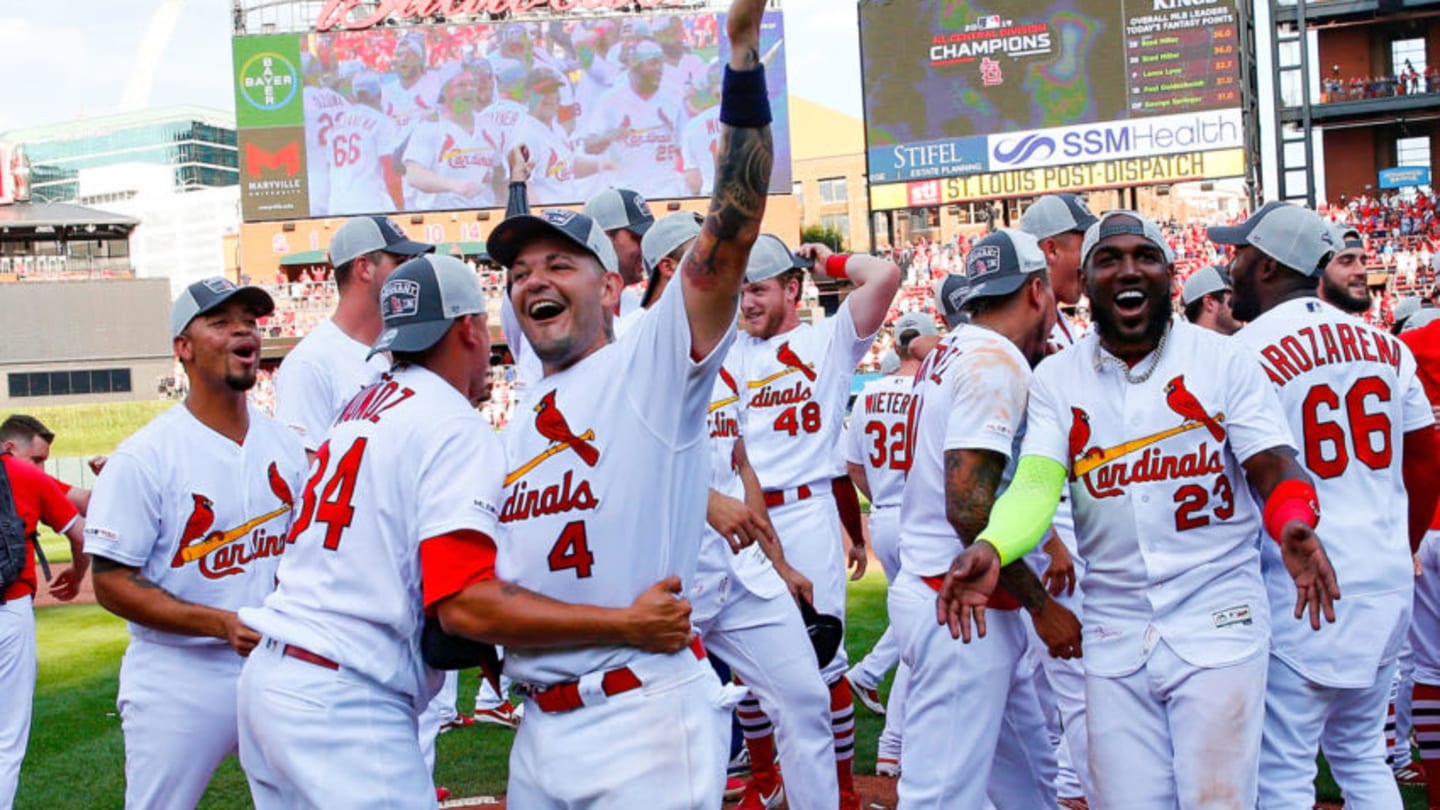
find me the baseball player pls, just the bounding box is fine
[0,434,85,810]
[235,255,692,808]
[841,311,936,778]
[402,71,506,211]
[939,211,1341,809]
[583,187,656,316]
[1216,202,1440,808]
[891,229,1079,810]
[274,216,433,459]
[1317,223,1373,317]
[86,278,307,810]
[1397,313,1440,807]
[1179,265,1241,335]
[0,414,99,515]
[580,41,687,200]
[508,68,614,205]
[326,73,404,215]
[730,234,900,809]
[681,63,723,196]
[381,34,445,131]
[302,55,348,218]
[486,1,775,803]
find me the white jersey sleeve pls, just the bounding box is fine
[273,355,335,452]
[81,449,162,568]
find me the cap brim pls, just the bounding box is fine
[368,319,453,359]
[966,273,1028,302]
[201,286,276,320]
[489,215,605,272]
[625,219,654,237]
[1206,223,1250,245]
[387,239,436,257]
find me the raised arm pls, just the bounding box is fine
[795,243,902,339]
[679,0,774,359]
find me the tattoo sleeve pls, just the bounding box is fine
[944,449,1049,611]
[680,123,773,288]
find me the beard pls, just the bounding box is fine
[1091,290,1173,353]
[224,369,257,392]
[1320,275,1371,314]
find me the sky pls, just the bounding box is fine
[0,0,863,134]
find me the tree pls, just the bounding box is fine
[801,223,845,252]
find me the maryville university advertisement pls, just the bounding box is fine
[233,1,792,222]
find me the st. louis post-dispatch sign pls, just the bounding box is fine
[869,148,1245,209]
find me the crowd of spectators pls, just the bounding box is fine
[1321,61,1440,103]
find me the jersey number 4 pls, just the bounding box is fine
[547,521,594,578]
[1300,377,1393,479]
[289,438,368,551]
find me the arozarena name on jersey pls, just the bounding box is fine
[1255,322,1403,386]
[1081,443,1225,500]
[500,470,598,523]
[202,528,287,580]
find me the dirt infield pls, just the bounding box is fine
[437,776,901,809]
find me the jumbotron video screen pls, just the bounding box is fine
[233,11,792,221]
[861,0,1242,185]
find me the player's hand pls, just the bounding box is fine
[1041,532,1076,597]
[626,576,693,654]
[935,540,1002,642]
[1417,554,1424,578]
[222,613,262,657]
[795,243,835,275]
[87,455,108,475]
[1279,521,1341,630]
[846,542,867,581]
[508,145,534,183]
[1032,598,1083,659]
[725,0,766,67]
[776,562,814,606]
[48,565,83,602]
[707,491,773,553]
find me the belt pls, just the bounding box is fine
[282,643,340,671]
[530,636,706,714]
[763,484,813,508]
[921,574,1021,612]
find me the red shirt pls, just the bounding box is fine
[1,455,80,601]
[1400,319,1440,530]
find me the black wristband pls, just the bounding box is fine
[506,181,530,218]
[720,64,771,128]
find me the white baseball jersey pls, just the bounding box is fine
[84,405,307,647]
[501,293,543,410]
[509,113,581,205]
[680,106,720,195]
[583,83,686,199]
[242,366,504,707]
[574,60,620,125]
[382,71,445,130]
[1238,298,1434,687]
[303,85,348,217]
[496,278,733,685]
[274,318,389,452]
[661,55,707,104]
[476,99,527,162]
[898,327,1029,577]
[402,114,503,210]
[844,373,914,509]
[1021,323,1294,676]
[735,299,879,491]
[326,103,402,215]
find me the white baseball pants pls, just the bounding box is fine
[238,638,436,809]
[769,491,849,683]
[1086,640,1267,810]
[0,596,35,810]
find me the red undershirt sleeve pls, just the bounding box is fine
[420,529,497,613]
[1403,427,1440,553]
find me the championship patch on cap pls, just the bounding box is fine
[381,278,421,318]
[203,278,236,295]
[968,245,1003,279]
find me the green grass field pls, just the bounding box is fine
[17,571,1429,808]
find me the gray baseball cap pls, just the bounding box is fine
[641,211,703,273]
[1406,307,1440,331]
[1019,193,1099,241]
[584,188,655,237]
[1181,265,1231,306]
[1329,222,1364,250]
[1207,202,1336,277]
[329,216,434,269]
[879,349,901,374]
[1082,209,1176,267]
[934,273,971,327]
[369,255,486,359]
[171,277,275,339]
[965,228,1049,301]
[745,234,814,284]
[488,209,619,274]
[893,311,938,345]
[1394,297,1423,329]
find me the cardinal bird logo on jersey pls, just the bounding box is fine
[534,391,600,466]
[1164,375,1226,442]
[170,494,216,568]
[776,342,816,382]
[1067,407,1093,480]
[719,367,739,398]
[268,461,295,507]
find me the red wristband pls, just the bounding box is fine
[824,253,850,280]
[1263,479,1319,542]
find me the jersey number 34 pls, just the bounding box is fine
[290,438,368,551]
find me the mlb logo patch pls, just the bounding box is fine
[968,245,1002,278]
[203,278,236,294]
[381,278,421,317]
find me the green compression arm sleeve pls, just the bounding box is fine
[977,455,1068,566]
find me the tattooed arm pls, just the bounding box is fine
[942,449,1082,657]
[680,0,774,359]
[91,555,260,655]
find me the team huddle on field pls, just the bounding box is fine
[4,1,1440,809]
